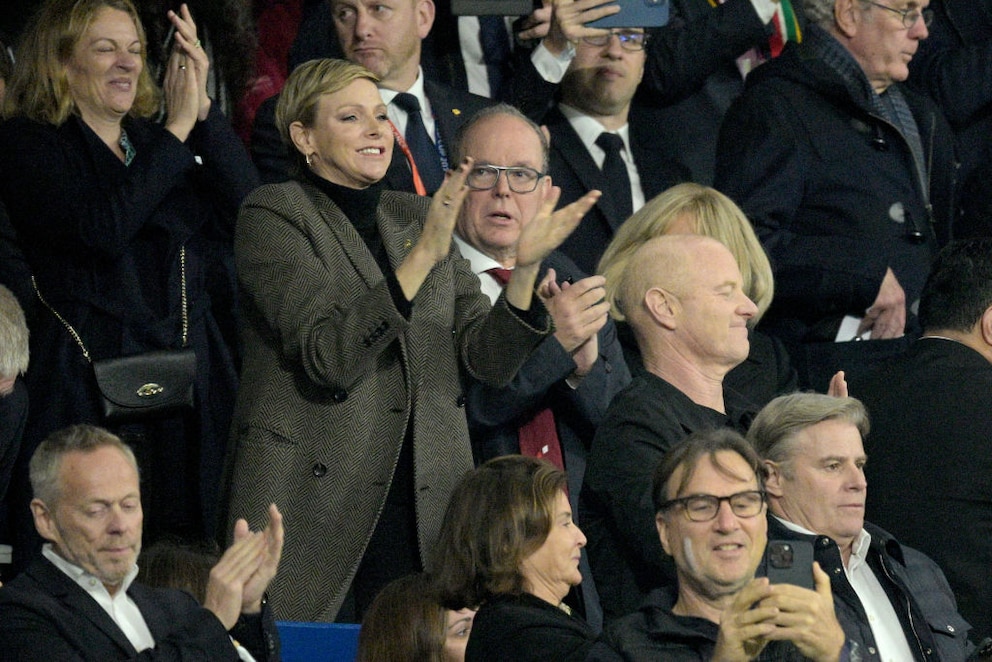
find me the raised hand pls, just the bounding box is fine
[395,159,472,300]
[542,0,619,55]
[544,274,610,354]
[515,186,600,269]
[167,4,211,120]
[240,504,284,614]
[759,563,846,662]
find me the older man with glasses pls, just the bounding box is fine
[714,0,957,393]
[598,428,847,661]
[450,103,631,630]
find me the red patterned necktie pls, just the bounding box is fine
[485,267,566,471]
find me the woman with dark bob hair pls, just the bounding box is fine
[223,58,599,623]
[0,0,256,548]
[432,455,616,661]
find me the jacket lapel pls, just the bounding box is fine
[299,181,385,290]
[547,107,625,230]
[31,557,139,656]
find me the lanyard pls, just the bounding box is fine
[388,119,428,196]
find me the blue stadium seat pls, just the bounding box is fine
[276,621,361,662]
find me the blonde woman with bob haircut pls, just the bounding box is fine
[598,182,798,408]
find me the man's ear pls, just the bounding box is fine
[416,0,435,39]
[30,499,58,543]
[979,305,992,347]
[763,460,784,498]
[644,287,679,330]
[289,121,313,161]
[833,0,860,37]
[656,513,673,557]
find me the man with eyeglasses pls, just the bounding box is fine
[450,103,631,627]
[715,0,958,393]
[540,24,688,276]
[748,392,976,661]
[597,428,846,660]
[582,234,760,621]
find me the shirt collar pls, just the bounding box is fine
[452,234,505,275]
[771,515,869,557]
[558,103,632,159]
[379,68,428,110]
[43,542,139,597]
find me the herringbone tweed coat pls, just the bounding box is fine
[224,181,551,621]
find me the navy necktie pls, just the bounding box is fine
[393,92,444,194]
[596,132,633,221]
[479,16,511,100]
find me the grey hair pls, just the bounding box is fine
[802,0,874,27]
[452,103,550,172]
[747,392,869,473]
[30,424,139,507]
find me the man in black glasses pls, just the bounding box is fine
[542,24,687,276]
[748,392,976,661]
[450,104,631,628]
[600,428,846,660]
[715,0,957,393]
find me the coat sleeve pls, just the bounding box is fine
[640,0,770,105]
[0,583,240,661]
[235,184,415,390]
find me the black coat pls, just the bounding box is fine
[466,593,618,662]
[715,26,957,388]
[851,337,992,641]
[0,108,256,548]
[767,517,973,662]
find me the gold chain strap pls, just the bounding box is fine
[32,246,189,364]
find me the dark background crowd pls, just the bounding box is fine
[0,0,990,659]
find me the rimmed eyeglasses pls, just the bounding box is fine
[865,1,934,29]
[580,29,649,52]
[466,165,546,194]
[659,490,767,522]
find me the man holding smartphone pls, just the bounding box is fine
[748,393,976,661]
[598,428,845,660]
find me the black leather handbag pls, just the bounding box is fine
[34,247,196,423]
[91,348,196,422]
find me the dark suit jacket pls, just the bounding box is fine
[851,337,992,640]
[0,556,278,661]
[225,182,550,621]
[251,81,492,189]
[465,251,631,505]
[544,105,688,276]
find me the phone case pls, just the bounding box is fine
[587,0,670,28]
[764,539,815,590]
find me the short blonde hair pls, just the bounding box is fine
[3,0,159,124]
[599,183,774,323]
[275,58,380,174]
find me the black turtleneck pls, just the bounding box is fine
[303,170,411,318]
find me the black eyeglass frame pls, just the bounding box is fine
[465,164,547,194]
[864,0,934,29]
[580,29,649,51]
[658,489,767,522]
